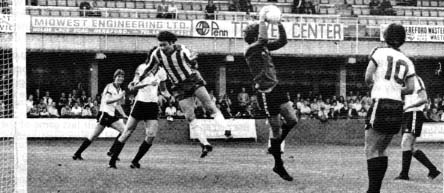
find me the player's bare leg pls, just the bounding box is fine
[194,86,231,138]
[73,124,106,160]
[365,128,393,193]
[179,97,212,158]
[131,120,158,169]
[108,116,138,168]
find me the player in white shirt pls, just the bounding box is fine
[108,56,169,169]
[73,69,128,160]
[394,75,441,181]
[364,23,416,193]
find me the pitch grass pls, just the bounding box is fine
[29,139,442,193]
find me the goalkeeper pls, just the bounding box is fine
[243,7,297,181]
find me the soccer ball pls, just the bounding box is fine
[260,5,282,24]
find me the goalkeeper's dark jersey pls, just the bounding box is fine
[244,22,287,93]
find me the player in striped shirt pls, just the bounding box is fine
[140,31,230,158]
[73,69,128,160]
[394,75,441,181]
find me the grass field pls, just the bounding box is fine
[28,139,443,193]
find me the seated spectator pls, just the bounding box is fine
[28,104,40,118]
[176,109,185,118]
[81,105,92,118]
[165,102,177,120]
[300,101,312,119]
[39,107,50,118]
[358,108,367,118]
[71,102,82,117]
[79,91,88,105]
[352,99,362,112]
[328,108,338,120]
[205,0,217,20]
[428,108,441,122]
[304,0,316,14]
[237,87,250,110]
[156,0,169,18]
[60,104,71,118]
[228,0,240,11]
[240,0,253,13]
[379,0,395,15]
[47,102,60,118]
[318,106,328,122]
[236,104,254,118]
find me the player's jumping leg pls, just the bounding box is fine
[269,101,297,181]
[108,117,138,168]
[130,120,158,169]
[395,133,415,180]
[73,124,106,160]
[179,97,212,158]
[195,86,231,139]
[365,128,393,193]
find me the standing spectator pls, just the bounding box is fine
[168,1,178,19]
[292,0,304,14]
[71,102,82,117]
[79,91,88,105]
[304,0,316,14]
[26,95,34,114]
[380,0,395,15]
[228,0,240,11]
[205,0,217,19]
[369,0,380,15]
[79,1,92,17]
[90,100,99,117]
[240,0,253,13]
[58,92,68,110]
[42,91,53,106]
[47,102,60,118]
[34,88,41,104]
[237,87,250,111]
[219,94,233,118]
[156,0,169,18]
[61,104,71,118]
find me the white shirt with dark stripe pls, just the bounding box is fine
[369,47,416,101]
[135,64,167,103]
[404,76,426,112]
[100,83,123,116]
[147,45,194,84]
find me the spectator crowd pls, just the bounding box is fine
[24,86,444,123]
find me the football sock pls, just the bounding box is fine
[112,140,125,159]
[270,139,283,167]
[367,156,388,193]
[190,120,210,146]
[400,150,412,177]
[413,149,437,172]
[74,139,91,156]
[108,133,122,154]
[132,141,152,163]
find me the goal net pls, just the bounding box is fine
[0,0,27,192]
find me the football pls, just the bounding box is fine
[260,5,282,24]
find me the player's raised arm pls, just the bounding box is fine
[267,22,287,51]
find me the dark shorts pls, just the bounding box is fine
[401,111,425,137]
[256,86,290,116]
[365,99,403,135]
[130,101,159,120]
[97,111,119,127]
[172,72,207,101]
